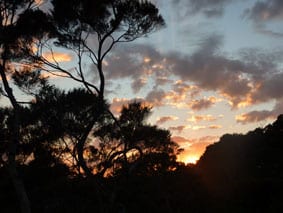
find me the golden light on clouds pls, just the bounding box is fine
[110,98,130,115]
[209,125,222,129]
[235,95,254,108]
[43,52,73,62]
[190,125,206,130]
[143,57,151,63]
[235,113,251,123]
[188,114,217,122]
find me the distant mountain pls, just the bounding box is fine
[195,115,283,212]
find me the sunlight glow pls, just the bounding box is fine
[183,155,199,164]
[144,57,151,63]
[43,52,73,62]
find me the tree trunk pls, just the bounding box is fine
[0,66,31,213]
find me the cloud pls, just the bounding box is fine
[104,44,166,93]
[166,34,260,107]
[209,125,222,129]
[169,125,187,133]
[235,99,283,124]
[245,0,283,22]
[131,77,148,93]
[188,114,219,122]
[188,125,207,131]
[104,35,283,110]
[171,136,190,145]
[145,89,167,107]
[171,0,237,18]
[168,36,283,107]
[244,0,283,38]
[253,73,283,102]
[236,110,273,124]
[188,96,218,111]
[156,116,178,125]
[43,52,73,62]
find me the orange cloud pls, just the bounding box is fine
[209,125,222,129]
[43,52,73,62]
[187,114,218,123]
[190,125,206,130]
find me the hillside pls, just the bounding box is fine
[196,115,283,212]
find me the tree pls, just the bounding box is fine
[0,1,51,212]
[28,0,165,176]
[28,85,108,175]
[92,102,182,177]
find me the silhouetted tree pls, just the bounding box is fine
[26,0,165,176]
[27,85,108,175]
[92,102,182,177]
[0,1,52,212]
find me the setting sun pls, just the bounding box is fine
[183,155,199,164]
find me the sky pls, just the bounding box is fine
[2,0,283,164]
[102,0,283,163]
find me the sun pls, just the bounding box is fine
[183,155,199,165]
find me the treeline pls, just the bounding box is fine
[195,114,283,212]
[1,107,283,212]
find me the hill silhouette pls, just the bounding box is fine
[196,114,283,212]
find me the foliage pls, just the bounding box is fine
[92,102,182,176]
[196,114,283,211]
